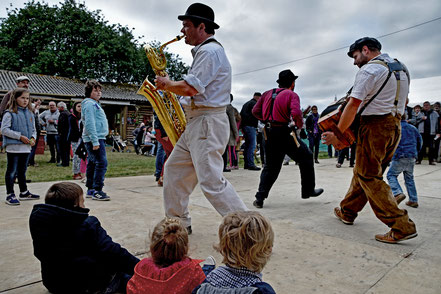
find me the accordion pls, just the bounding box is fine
[318,97,356,151]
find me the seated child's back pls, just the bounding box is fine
[127,218,206,294]
[29,182,139,294]
[193,211,276,294]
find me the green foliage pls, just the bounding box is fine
[0,0,188,84]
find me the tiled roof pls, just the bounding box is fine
[0,70,147,102]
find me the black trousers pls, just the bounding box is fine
[255,126,316,201]
[59,135,70,166]
[418,133,435,162]
[46,134,60,163]
[337,143,356,166]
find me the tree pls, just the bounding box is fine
[0,0,188,83]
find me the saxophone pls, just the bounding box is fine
[137,35,186,146]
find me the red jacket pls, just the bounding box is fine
[127,257,205,294]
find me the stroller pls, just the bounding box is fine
[110,133,128,152]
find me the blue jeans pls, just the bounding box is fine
[242,126,257,168]
[85,140,108,191]
[387,157,418,202]
[5,153,29,194]
[155,142,165,178]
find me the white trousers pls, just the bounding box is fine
[163,106,248,227]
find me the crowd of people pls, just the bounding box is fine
[1,2,441,293]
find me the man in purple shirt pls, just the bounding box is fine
[251,69,324,208]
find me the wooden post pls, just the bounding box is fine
[121,105,128,140]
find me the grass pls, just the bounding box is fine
[0,147,156,185]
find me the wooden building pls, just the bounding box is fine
[0,70,153,140]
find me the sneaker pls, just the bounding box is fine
[186,226,192,235]
[86,189,95,199]
[203,255,216,267]
[405,201,419,208]
[73,174,82,180]
[92,190,110,201]
[19,191,40,200]
[375,230,418,244]
[334,207,354,225]
[394,193,406,205]
[201,255,216,274]
[336,163,342,168]
[253,200,263,209]
[223,168,231,172]
[5,194,20,206]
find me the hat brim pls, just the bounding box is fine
[178,15,220,29]
[276,75,298,84]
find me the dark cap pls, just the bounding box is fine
[16,75,30,82]
[347,37,381,57]
[276,69,298,86]
[178,3,219,29]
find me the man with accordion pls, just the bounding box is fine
[322,37,417,244]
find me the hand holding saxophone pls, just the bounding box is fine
[154,74,171,91]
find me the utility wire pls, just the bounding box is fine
[233,16,441,77]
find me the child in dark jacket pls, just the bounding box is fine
[29,182,139,294]
[127,218,206,294]
[192,211,276,294]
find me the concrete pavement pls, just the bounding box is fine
[1,158,440,293]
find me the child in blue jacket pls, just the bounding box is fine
[82,80,110,201]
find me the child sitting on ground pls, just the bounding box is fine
[192,211,276,294]
[127,218,206,294]
[29,182,139,294]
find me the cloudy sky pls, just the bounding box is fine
[2,0,441,111]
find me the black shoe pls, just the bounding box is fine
[186,226,192,235]
[302,188,324,199]
[253,200,263,208]
[247,166,261,171]
[47,159,55,163]
[315,159,320,164]
[223,168,231,172]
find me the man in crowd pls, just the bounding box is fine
[240,92,262,170]
[416,101,439,165]
[154,3,247,234]
[305,105,321,164]
[57,102,71,167]
[39,101,60,164]
[0,76,30,118]
[322,37,417,243]
[252,69,324,208]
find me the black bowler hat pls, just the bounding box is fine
[347,37,382,57]
[277,69,298,85]
[178,3,219,29]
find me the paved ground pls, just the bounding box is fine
[1,158,440,294]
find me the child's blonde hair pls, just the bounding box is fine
[8,88,32,113]
[216,211,274,273]
[150,218,189,268]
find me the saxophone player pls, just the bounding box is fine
[155,3,247,234]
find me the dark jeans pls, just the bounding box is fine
[85,140,108,191]
[308,133,320,160]
[242,126,257,168]
[255,126,316,201]
[418,133,435,162]
[155,142,165,178]
[46,134,60,163]
[5,153,29,194]
[59,135,70,166]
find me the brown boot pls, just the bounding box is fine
[405,201,419,208]
[334,207,354,225]
[394,193,406,205]
[375,230,417,244]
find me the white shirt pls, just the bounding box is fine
[351,53,410,116]
[181,36,232,108]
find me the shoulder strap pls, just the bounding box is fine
[267,88,286,123]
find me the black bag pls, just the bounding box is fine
[75,139,87,160]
